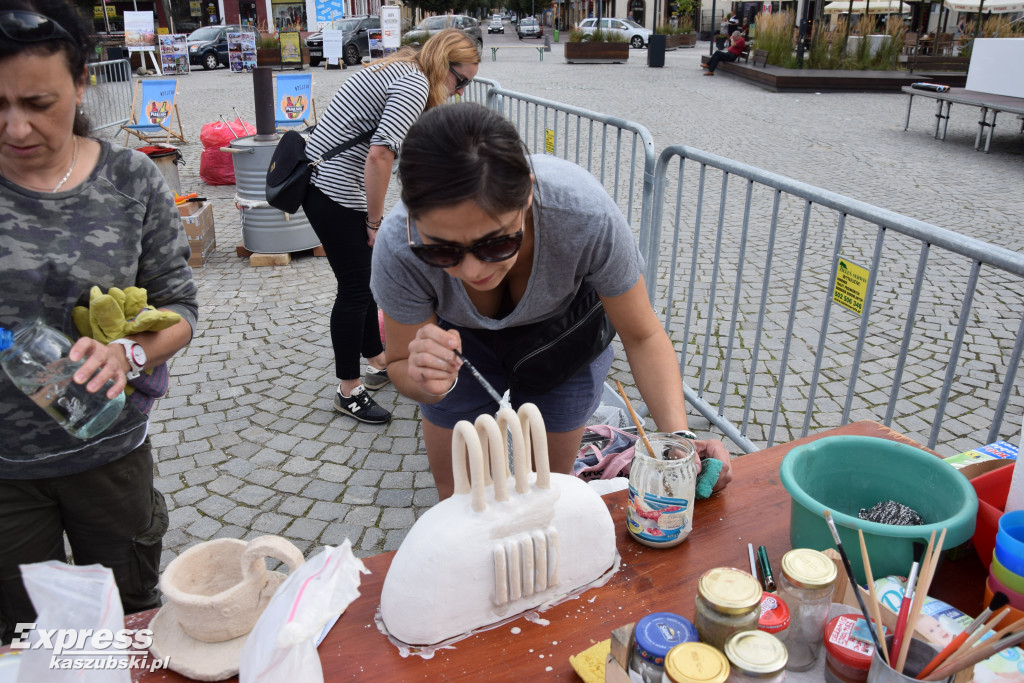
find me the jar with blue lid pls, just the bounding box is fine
[629,612,699,683]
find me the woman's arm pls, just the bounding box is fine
[382,312,463,402]
[602,277,733,491]
[364,144,396,246]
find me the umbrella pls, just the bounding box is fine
[824,0,913,12]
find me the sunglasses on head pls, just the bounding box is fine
[407,211,525,268]
[449,65,471,91]
[0,11,75,46]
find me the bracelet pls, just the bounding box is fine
[672,429,698,441]
[365,216,382,230]
[424,375,458,398]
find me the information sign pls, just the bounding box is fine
[832,258,869,315]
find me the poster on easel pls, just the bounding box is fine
[158,33,190,74]
[124,10,162,73]
[228,31,257,72]
[280,31,302,66]
[322,29,343,67]
[380,5,401,52]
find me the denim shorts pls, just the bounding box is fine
[418,323,614,432]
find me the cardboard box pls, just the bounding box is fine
[176,200,202,217]
[179,202,215,267]
[944,439,1017,470]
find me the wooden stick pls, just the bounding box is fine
[896,528,945,673]
[615,381,655,458]
[895,529,936,671]
[926,630,1024,680]
[946,607,1012,661]
[859,529,890,665]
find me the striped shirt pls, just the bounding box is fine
[306,61,429,210]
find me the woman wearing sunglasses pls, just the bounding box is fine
[302,29,480,426]
[0,0,197,644]
[371,103,733,500]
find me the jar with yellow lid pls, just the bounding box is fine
[663,641,731,683]
[694,567,763,651]
[723,630,788,682]
[776,548,837,671]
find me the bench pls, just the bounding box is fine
[700,42,753,67]
[752,49,768,67]
[906,53,970,74]
[490,45,546,62]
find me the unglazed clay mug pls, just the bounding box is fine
[160,535,304,643]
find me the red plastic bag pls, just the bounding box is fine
[199,118,255,186]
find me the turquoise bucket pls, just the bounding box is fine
[780,435,978,584]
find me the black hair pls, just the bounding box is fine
[399,102,533,220]
[0,0,95,135]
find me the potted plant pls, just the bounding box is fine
[657,16,696,49]
[256,31,281,67]
[564,27,629,64]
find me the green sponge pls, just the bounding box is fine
[696,457,723,499]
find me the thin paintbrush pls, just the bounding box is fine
[859,529,890,666]
[915,592,1009,679]
[925,629,1024,681]
[454,350,508,409]
[890,543,925,663]
[615,380,655,459]
[895,528,945,673]
[824,510,883,654]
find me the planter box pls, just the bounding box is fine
[565,41,629,63]
[663,33,697,50]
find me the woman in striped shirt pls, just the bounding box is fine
[303,29,480,425]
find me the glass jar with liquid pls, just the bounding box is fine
[626,432,698,548]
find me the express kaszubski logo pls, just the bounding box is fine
[10,623,169,672]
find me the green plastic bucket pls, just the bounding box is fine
[780,436,977,584]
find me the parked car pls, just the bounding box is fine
[517,17,542,39]
[187,24,259,70]
[576,17,651,48]
[404,15,483,49]
[488,15,504,34]
[306,14,380,67]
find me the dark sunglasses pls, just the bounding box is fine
[449,65,471,91]
[0,11,75,45]
[407,212,524,268]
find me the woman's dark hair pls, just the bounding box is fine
[0,0,95,135]
[399,103,533,220]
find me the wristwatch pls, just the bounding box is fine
[110,338,146,380]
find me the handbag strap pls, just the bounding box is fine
[311,130,374,169]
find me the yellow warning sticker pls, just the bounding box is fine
[545,129,555,155]
[833,258,869,315]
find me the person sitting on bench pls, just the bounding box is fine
[704,30,745,76]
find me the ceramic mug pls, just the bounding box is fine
[160,535,305,643]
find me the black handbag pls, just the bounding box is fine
[470,282,616,394]
[265,129,373,214]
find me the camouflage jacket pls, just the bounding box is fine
[0,140,198,478]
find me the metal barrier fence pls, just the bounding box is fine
[484,87,656,236]
[85,59,133,133]
[647,144,1024,455]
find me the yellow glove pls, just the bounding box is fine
[73,286,182,344]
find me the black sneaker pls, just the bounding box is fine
[363,365,390,390]
[334,385,391,424]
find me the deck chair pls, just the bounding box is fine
[275,73,318,132]
[121,78,186,146]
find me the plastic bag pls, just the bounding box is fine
[573,424,639,480]
[199,118,255,186]
[238,540,369,683]
[15,561,130,683]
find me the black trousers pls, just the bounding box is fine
[302,184,385,380]
[0,440,167,644]
[707,49,738,71]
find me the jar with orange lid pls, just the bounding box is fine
[662,641,730,683]
[694,567,763,651]
[723,630,788,682]
[775,548,837,672]
[822,614,875,683]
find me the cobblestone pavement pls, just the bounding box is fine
[89,41,1022,571]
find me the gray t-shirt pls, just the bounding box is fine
[371,155,643,330]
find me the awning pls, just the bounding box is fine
[938,0,1024,12]
[823,0,915,12]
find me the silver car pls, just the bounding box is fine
[404,15,483,49]
[577,17,651,48]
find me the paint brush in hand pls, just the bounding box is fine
[824,510,883,653]
[891,543,924,663]
[915,591,1010,679]
[454,350,509,410]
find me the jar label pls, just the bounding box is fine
[626,486,692,544]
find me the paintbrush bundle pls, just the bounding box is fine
[378,403,618,648]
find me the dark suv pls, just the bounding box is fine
[306,15,380,67]
[187,24,258,70]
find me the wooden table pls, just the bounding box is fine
[119,421,983,680]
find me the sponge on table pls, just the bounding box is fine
[569,639,610,683]
[696,457,723,499]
